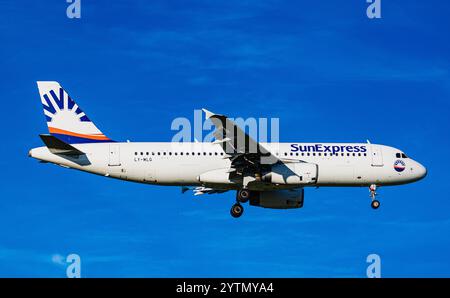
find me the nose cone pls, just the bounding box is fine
[415,163,427,180]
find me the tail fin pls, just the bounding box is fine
[37,81,113,144]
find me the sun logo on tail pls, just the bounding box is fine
[42,88,90,123]
[37,81,113,143]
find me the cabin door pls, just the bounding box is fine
[370,145,383,167]
[108,144,121,166]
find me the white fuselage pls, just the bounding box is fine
[29,142,427,190]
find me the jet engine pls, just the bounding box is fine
[261,162,318,185]
[249,188,304,209]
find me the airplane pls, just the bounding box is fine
[29,81,427,218]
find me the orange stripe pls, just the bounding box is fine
[48,127,110,140]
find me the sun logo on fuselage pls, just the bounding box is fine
[394,160,406,172]
[42,88,90,123]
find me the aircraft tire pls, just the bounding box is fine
[371,200,380,209]
[230,203,244,218]
[237,189,250,203]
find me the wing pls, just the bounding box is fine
[203,109,280,182]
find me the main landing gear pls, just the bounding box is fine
[237,189,250,203]
[230,189,251,218]
[369,184,380,210]
[230,203,244,218]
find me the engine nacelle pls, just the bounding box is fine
[249,189,304,209]
[261,162,317,185]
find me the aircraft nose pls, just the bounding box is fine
[416,163,427,180]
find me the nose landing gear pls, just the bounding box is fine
[369,184,380,209]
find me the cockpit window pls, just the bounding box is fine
[401,153,408,158]
[396,153,401,158]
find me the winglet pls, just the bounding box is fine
[202,108,215,119]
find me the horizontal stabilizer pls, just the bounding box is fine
[39,134,85,155]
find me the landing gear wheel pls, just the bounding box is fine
[369,184,380,210]
[371,200,380,210]
[230,203,244,218]
[237,189,251,203]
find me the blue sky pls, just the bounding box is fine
[0,0,449,277]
